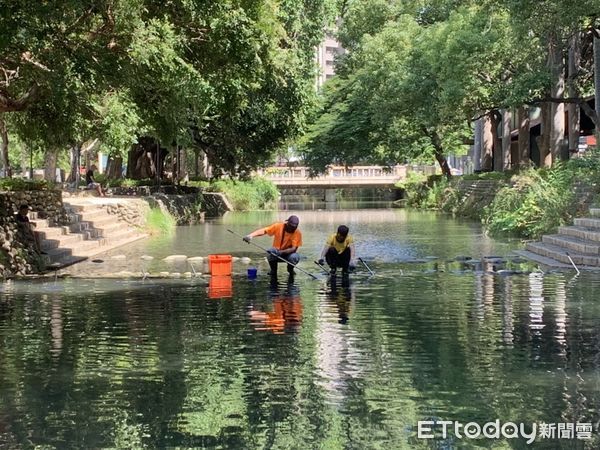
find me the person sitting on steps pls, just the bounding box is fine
[243,215,303,281]
[318,225,356,276]
[15,204,47,255]
[85,165,106,197]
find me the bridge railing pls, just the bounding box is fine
[256,165,408,182]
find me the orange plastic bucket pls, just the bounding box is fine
[208,254,232,276]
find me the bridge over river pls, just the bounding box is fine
[256,165,409,188]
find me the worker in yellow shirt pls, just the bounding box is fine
[318,225,356,275]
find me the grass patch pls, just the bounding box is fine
[144,207,176,236]
[207,177,278,210]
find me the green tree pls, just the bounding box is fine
[1,0,339,180]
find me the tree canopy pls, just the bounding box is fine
[0,0,338,178]
[301,0,600,176]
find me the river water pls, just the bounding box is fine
[1,209,599,449]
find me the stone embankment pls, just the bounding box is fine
[1,187,232,278]
[1,190,68,277]
[449,179,600,269]
[39,197,150,268]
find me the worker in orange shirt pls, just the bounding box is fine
[243,215,302,280]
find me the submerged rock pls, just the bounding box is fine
[163,255,187,262]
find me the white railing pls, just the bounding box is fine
[256,165,409,186]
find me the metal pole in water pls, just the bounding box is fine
[314,260,329,274]
[565,252,580,275]
[358,257,375,276]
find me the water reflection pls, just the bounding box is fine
[2,211,600,448]
[325,275,354,325]
[248,282,303,334]
[502,276,514,346]
[316,278,363,407]
[50,296,63,357]
[529,272,545,332]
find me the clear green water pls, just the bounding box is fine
[1,210,599,449]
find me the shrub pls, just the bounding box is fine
[483,167,575,238]
[0,178,51,191]
[398,172,453,209]
[207,178,278,210]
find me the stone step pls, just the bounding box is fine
[38,197,150,269]
[590,208,600,218]
[40,233,88,251]
[525,242,600,267]
[57,236,109,253]
[44,247,75,265]
[67,222,98,234]
[42,229,147,268]
[574,217,600,230]
[542,234,600,255]
[64,208,110,223]
[63,202,117,213]
[558,225,600,243]
[63,204,85,213]
[77,214,118,229]
[45,255,87,270]
[36,226,66,240]
[104,227,141,242]
[30,218,51,228]
[513,249,571,269]
[92,221,126,236]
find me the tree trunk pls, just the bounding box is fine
[434,151,451,180]
[0,114,10,177]
[539,102,552,167]
[517,107,530,168]
[199,148,210,178]
[106,156,123,179]
[549,35,565,162]
[193,148,200,177]
[491,110,503,172]
[502,109,512,170]
[180,146,188,182]
[44,148,58,182]
[81,138,98,171]
[481,115,494,171]
[432,132,451,180]
[126,136,168,180]
[473,119,482,172]
[66,145,79,182]
[20,143,29,178]
[567,32,581,155]
[594,32,600,144]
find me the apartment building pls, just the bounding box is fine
[315,32,344,89]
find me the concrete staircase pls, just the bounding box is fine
[32,200,148,268]
[517,207,600,269]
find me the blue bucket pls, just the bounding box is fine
[247,267,258,279]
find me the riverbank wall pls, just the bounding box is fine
[0,188,232,278]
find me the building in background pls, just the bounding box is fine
[315,31,344,89]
